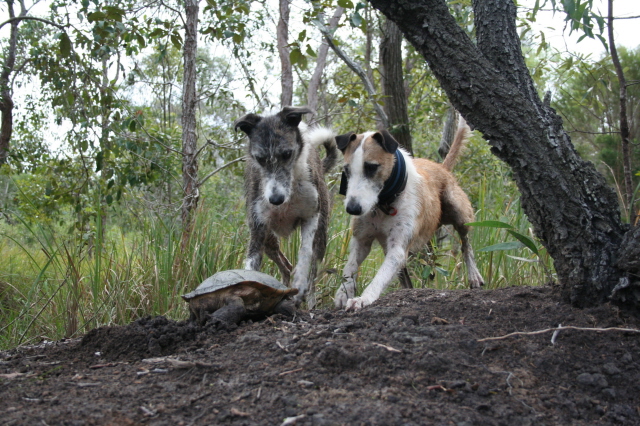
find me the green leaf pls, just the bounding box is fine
[298,29,307,42]
[338,0,354,9]
[506,255,539,263]
[149,28,165,38]
[477,241,525,252]
[136,34,146,48]
[59,33,71,57]
[95,151,104,172]
[290,48,303,66]
[170,33,183,49]
[350,11,363,27]
[435,267,450,277]
[305,44,317,58]
[506,230,539,255]
[87,11,106,22]
[129,119,137,132]
[465,220,513,229]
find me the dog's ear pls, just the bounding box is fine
[372,130,399,153]
[281,106,314,127]
[234,113,262,135]
[335,133,357,152]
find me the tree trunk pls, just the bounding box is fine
[307,7,344,118]
[607,0,634,221]
[277,0,293,107]
[380,17,412,153]
[438,106,458,160]
[0,0,20,166]
[367,0,632,307]
[181,0,199,246]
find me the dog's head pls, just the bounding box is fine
[336,129,400,215]
[234,106,313,205]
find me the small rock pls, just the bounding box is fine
[602,363,621,375]
[476,385,490,397]
[577,373,594,386]
[592,373,609,388]
[602,388,616,399]
[448,380,468,389]
[386,395,400,403]
[312,414,329,426]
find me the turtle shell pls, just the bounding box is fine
[181,269,294,301]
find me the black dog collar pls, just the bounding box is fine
[339,150,408,215]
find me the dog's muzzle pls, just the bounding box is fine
[269,193,286,205]
[346,199,362,216]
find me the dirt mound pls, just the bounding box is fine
[80,316,202,362]
[1,285,639,425]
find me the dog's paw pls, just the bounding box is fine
[345,297,370,311]
[334,288,349,309]
[292,292,305,308]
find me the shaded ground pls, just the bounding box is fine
[2,285,640,425]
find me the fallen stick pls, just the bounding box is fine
[478,325,640,342]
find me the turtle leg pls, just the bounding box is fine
[273,298,297,318]
[207,296,246,328]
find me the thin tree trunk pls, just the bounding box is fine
[438,106,458,161]
[607,0,633,219]
[307,7,344,117]
[380,17,412,153]
[0,0,22,165]
[368,0,629,307]
[364,5,374,88]
[277,0,293,107]
[181,0,199,246]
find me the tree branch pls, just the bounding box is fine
[316,21,389,128]
[0,16,66,31]
[198,156,245,186]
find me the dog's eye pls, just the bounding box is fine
[343,164,351,178]
[364,162,379,178]
[254,155,267,165]
[281,150,293,161]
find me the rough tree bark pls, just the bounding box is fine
[277,0,293,107]
[380,17,412,153]
[307,7,344,119]
[181,0,199,245]
[367,0,636,307]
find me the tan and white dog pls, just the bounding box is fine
[335,119,484,310]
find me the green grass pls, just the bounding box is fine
[0,154,555,350]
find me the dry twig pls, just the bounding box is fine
[478,325,640,342]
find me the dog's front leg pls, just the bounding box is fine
[346,243,407,311]
[244,221,268,271]
[291,215,319,307]
[335,236,373,309]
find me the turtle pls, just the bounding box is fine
[182,269,299,326]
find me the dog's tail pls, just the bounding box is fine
[306,126,339,174]
[442,115,470,171]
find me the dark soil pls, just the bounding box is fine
[2,285,640,425]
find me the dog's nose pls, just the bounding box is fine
[346,199,362,215]
[269,193,285,205]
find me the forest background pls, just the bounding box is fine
[0,0,638,349]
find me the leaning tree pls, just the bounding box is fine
[367,0,639,307]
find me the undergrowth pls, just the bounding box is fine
[0,134,555,350]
